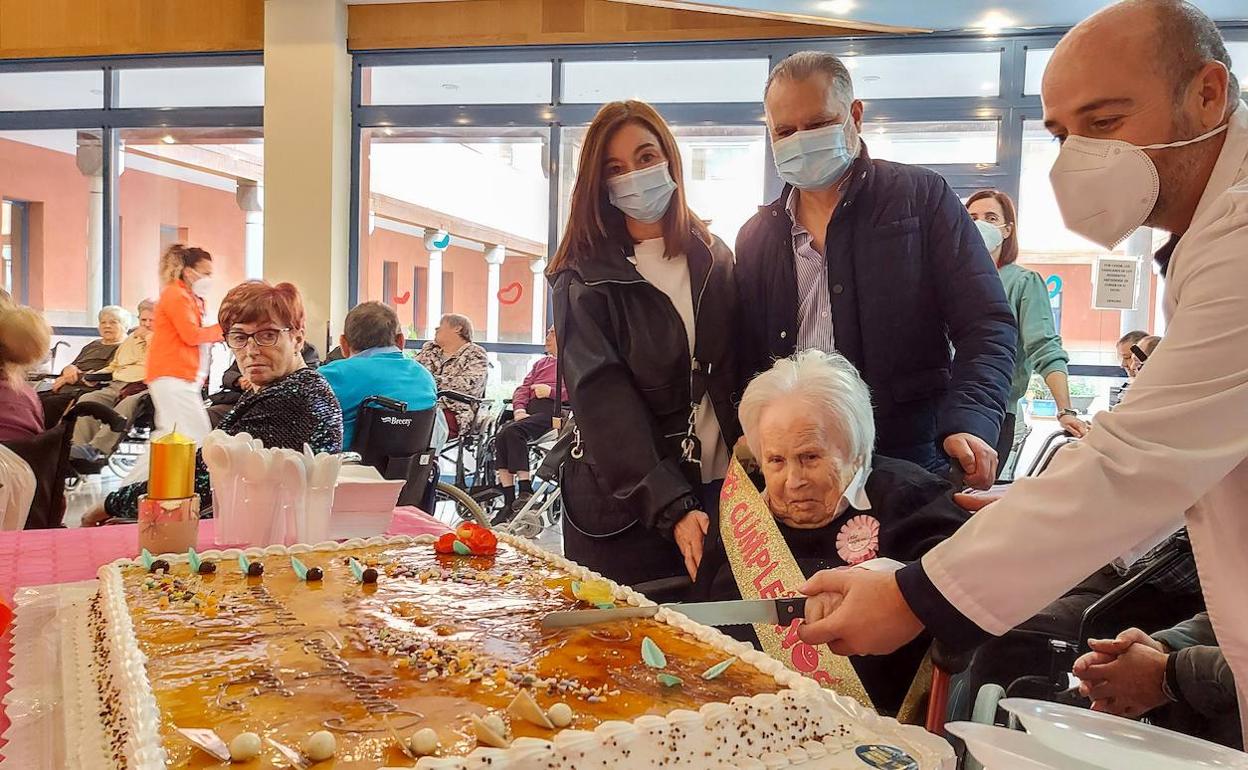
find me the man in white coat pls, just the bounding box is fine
[795,0,1248,744]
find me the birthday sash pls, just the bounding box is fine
[719,458,932,722]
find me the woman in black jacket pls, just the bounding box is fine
[549,100,738,589]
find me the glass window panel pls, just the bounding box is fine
[118,128,263,315]
[562,59,769,103]
[1017,119,1161,369]
[558,125,766,249]
[0,70,103,110]
[845,52,1000,99]
[117,66,264,108]
[0,129,103,325]
[359,127,549,348]
[1229,41,1248,90]
[365,62,553,105]
[864,120,998,165]
[1023,48,1053,96]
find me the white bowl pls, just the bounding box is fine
[946,722,1107,770]
[1000,698,1248,770]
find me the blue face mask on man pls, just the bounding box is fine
[607,162,677,224]
[771,118,858,191]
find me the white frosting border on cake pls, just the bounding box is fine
[93,534,953,770]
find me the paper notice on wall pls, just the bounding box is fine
[1092,256,1141,311]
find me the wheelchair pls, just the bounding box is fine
[494,415,570,539]
[2,400,127,529]
[351,395,489,527]
[65,390,155,487]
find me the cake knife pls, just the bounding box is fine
[541,598,806,630]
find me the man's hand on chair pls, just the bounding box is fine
[943,433,997,490]
[797,568,924,655]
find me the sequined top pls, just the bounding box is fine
[105,367,343,519]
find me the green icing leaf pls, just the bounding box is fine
[290,555,309,581]
[657,673,683,688]
[140,548,154,569]
[186,548,201,573]
[595,602,617,610]
[701,658,736,680]
[452,539,472,556]
[237,553,251,573]
[641,637,667,669]
[348,557,366,584]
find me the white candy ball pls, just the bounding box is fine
[409,728,440,756]
[547,702,574,728]
[229,732,262,762]
[483,714,507,736]
[303,730,337,762]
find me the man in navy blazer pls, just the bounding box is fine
[734,51,1016,488]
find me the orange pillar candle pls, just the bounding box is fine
[149,430,196,499]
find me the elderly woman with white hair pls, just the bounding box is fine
[37,304,130,427]
[692,350,969,715]
[414,313,489,438]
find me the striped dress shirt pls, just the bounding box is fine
[786,187,836,354]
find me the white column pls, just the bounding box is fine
[263,0,351,343]
[236,180,264,279]
[76,138,105,321]
[424,228,445,338]
[484,244,505,343]
[530,257,547,344]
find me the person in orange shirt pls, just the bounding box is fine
[145,244,223,442]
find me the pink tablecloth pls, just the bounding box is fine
[0,508,450,752]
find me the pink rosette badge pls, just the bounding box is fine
[835,515,880,565]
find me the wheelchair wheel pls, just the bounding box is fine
[431,481,489,528]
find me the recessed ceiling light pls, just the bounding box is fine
[160,135,176,145]
[818,0,855,14]
[441,83,460,91]
[973,10,1013,34]
[862,74,882,83]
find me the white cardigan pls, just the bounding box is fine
[916,101,1248,746]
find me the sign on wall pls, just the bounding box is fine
[1092,256,1141,311]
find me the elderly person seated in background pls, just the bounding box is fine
[491,326,566,522]
[319,301,437,450]
[37,305,127,426]
[414,313,488,438]
[692,350,969,715]
[83,281,342,525]
[68,299,156,463]
[0,305,53,441]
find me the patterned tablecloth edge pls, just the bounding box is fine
[1,581,102,770]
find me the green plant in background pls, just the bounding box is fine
[1068,378,1097,397]
[1026,374,1053,401]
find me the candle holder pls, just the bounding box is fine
[138,495,200,557]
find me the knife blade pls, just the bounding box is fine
[541,598,805,630]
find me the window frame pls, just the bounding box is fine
[0,53,263,335]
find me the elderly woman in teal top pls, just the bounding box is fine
[967,189,1088,479]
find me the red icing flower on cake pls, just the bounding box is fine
[435,533,459,554]
[835,515,880,565]
[456,523,498,556]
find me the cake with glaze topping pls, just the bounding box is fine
[85,531,951,769]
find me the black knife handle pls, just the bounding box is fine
[776,597,806,626]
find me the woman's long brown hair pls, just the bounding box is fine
[966,188,1019,267]
[548,100,710,274]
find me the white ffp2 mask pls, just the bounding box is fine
[1048,122,1228,249]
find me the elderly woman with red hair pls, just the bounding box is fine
[84,281,342,524]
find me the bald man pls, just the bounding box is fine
[794,0,1248,744]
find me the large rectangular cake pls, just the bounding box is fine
[83,532,951,769]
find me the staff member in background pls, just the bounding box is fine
[549,100,738,587]
[794,0,1248,745]
[145,244,223,442]
[735,51,1016,489]
[966,189,1087,478]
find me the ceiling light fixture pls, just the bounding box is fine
[818,0,855,15]
[160,135,176,145]
[973,10,1013,34]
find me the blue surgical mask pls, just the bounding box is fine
[607,163,677,224]
[974,218,1005,256]
[772,121,857,190]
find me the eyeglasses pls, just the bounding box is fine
[225,328,290,350]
